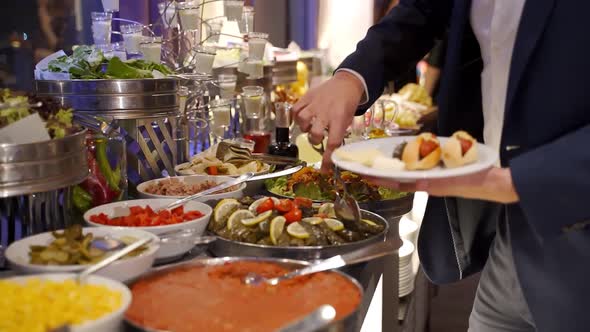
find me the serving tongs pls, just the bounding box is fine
[216,141,301,166]
[72,113,120,137]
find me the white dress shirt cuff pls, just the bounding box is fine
[335,68,370,105]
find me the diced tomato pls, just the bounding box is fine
[284,208,302,224]
[129,206,144,214]
[256,198,275,214]
[88,205,204,227]
[171,206,184,217]
[276,199,294,213]
[207,166,218,175]
[293,197,313,208]
[184,211,204,221]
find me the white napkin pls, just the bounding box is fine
[35,50,71,80]
[0,113,50,144]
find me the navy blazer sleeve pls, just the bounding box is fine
[337,0,452,112]
[510,124,590,241]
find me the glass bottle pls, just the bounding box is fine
[268,102,298,158]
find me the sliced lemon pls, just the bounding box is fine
[302,217,324,225]
[227,209,255,230]
[248,197,280,214]
[362,219,378,226]
[318,203,336,218]
[241,210,273,226]
[214,199,241,224]
[286,222,310,239]
[270,216,286,245]
[324,218,345,231]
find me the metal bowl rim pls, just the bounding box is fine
[124,256,364,332]
[0,127,87,150]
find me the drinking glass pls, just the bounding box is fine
[382,99,400,135]
[207,20,223,44]
[91,12,113,45]
[248,32,268,61]
[121,23,143,55]
[224,0,244,22]
[238,6,255,34]
[177,2,202,31]
[193,46,217,74]
[140,36,162,63]
[96,44,114,59]
[244,60,264,79]
[241,86,265,119]
[158,1,178,28]
[217,74,237,99]
[351,115,365,139]
[101,0,119,13]
[187,115,209,158]
[209,99,232,140]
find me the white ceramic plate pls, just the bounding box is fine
[84,199,212,261]
[332,136,497,182]
[6,227,159,283]
[136,175,246,201]
[6,273,132,332]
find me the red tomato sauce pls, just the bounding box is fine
[126,261,361,332]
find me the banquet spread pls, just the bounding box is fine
[29,225,146,265]
[0,278,123,332]
[209,196,385,246]
[265,166,408,202]
[143,178,240,196]
[335,131,479,171]
[89,205,205,227]
[125,261,361,332]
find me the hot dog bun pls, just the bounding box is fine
[402,133,441,170]
[441,131,478,168]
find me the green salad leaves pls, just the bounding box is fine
[46,45,173,79]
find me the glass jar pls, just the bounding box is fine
[72,132,127,214]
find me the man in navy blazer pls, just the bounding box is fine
[294,0,590,331]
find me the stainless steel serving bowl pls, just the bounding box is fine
[0,128,88,197]
[209,210,393,261]
[124,256,364,332]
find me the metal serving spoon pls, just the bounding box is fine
[275,305,336,332]
[77,236,153,283]
[244,240,396,286]
[308,135,362,224]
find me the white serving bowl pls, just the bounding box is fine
[136,175,245,203]
[5,227,159,283]
[84,199,213,262]
[5,273,132,332]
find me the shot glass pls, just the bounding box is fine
[207,20,223,44]
[241,86,265,119]
[139,36,162,63]
[209,98,232,140]
[217,74,237,99]
[101,0,119,13]
[120,23,143,55]
[91,12,113,45]
[193,46,217,74]
[248,32,268,61]
[177,2,202,31]
[158,1,178,28]
[244,60,264,79]
[224,0,244,22]
[238,6,255,34]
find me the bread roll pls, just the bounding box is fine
[441,131,478,168]
[401,133,441,170]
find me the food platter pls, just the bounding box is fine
[332,135,497,182]
[124,257,364,332]
[209,209,392,261]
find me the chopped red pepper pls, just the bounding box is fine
[89,205,204,227]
